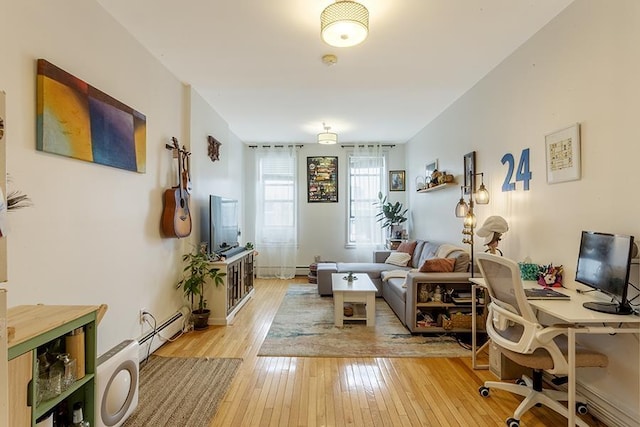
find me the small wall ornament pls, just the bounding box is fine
[207,135,221,162]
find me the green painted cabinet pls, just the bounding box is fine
[7,305,102,426]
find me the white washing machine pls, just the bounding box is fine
[96,340,139,427]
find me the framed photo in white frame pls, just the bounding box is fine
[545,123,581,184]
[425,160,438,186]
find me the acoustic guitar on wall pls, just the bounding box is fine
[161,137,192,238]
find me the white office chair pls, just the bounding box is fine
[475,253,608,427]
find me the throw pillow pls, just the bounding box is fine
[419,257,456,273]
[396,240,417,256]
[385,252,412,267]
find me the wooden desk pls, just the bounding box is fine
[470,278,640,426]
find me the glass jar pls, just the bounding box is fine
[57,353,77,391]
[433,285,442,302]
[419,284,429,303]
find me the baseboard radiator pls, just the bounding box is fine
[543,373,638,426]
[575,380,638,427]
[138,306,189,362]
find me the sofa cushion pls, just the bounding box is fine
[416,242,440,268]
[411,240,426,268]
[396,240,417,256]
[385,277,406,300]
[385,252,412,267]
[419,257,455,272]
[449,250,470,272]
[381,269,411,282]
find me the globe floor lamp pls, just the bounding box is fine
[455,169,490,371]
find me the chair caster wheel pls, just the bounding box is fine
[515,378,526,386]
[506,417,520,427]
[576,402,589,415]
[478,386,490,397]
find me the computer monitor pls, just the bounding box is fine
[575,230,635,315]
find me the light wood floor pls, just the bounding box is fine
[156,278,603,426]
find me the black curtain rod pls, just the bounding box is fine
[340,144,396,148]
[247,144,395,148]
[248,144,304,148]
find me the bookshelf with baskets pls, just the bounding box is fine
[408,282,487,333]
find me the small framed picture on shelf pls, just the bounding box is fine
[545,123,581,184]
[389,170,405,191]
[425,160,438,186]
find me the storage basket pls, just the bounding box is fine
[439,313,454,330]
[439,311,486,331]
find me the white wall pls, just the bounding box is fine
[244,143,406,268]
[406,0,639,421]
[1,1,242,355]
[187,87,245,249]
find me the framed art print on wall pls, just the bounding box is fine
[307,156,338,202]
[36,59,147,173]
[545,123,581,184]
[389,170,405,191]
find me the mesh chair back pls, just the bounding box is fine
[476,253,538,324]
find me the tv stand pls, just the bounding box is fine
[582,301,634,315]
[207,249,255,325]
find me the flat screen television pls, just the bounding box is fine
[201,195,239,255]
[575,230,635,315]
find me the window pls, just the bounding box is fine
[347,146,386,246]
[257,153,296,242]
[255,148,298,279]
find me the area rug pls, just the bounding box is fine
[122,355,241,427]
[258,284,470,358]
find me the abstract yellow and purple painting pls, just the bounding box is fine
[36,59,146,173]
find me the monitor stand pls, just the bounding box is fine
[583,301,634,315]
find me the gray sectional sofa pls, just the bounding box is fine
[316,240,471,327]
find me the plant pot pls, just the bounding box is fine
[191,309,210,330]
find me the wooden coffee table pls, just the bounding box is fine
[331,273,377,327]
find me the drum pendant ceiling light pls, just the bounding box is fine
[321,1,369,48]
[318,123,338,145]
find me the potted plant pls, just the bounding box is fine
[374,192,408,237]
[177,245,226,330]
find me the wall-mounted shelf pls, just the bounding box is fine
[417,183,455,193]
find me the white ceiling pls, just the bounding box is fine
[96,0,573,145]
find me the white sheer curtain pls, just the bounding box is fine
[254,147,298,279]
[349,144,386,259]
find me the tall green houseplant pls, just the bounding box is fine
[177,245,226,329]
[374,192,408,235]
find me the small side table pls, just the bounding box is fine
[331,273,377,327]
